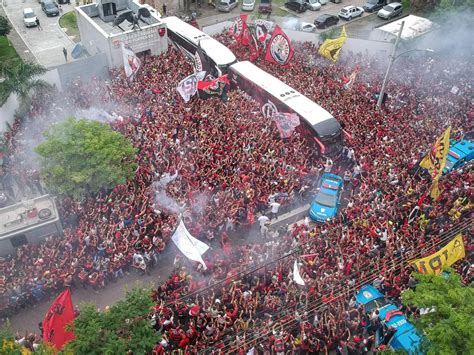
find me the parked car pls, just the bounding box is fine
[304,0,321,11]
[309,173,343,222]
[300,22,316,31]
[258,0,272,13]
[363,0,386,12]
[338,5,364,20]
[241,0,255,11]
[314,14,339,28]
[41,0,60,16]
[442,140,474,174]
[23,8,37,27]
[319,0,328,4]
[378,2,402,19]
[216,0,238,12]
[285,0,308,13]
[355,285,423,354]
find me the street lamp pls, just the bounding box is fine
[376,21,434,110]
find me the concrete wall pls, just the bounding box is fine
[55,53,110,89]
[0,94,18,133]
[76,6,110,60]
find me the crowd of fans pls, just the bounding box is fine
[0,30,473,353]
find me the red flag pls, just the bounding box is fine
[241,21,251,46]
[43,289,75,350]
[265,25,294,66]
[229,14,248,43]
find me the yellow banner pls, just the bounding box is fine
[318,26,347,63]
[412,234,465,274]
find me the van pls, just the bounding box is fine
[216,0,238,12]
[23,8,38,27]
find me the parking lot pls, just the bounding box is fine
[1,0,77,67]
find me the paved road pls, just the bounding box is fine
[1,0,77,67]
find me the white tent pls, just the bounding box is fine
[373,15,434,41]
[171,220,209,269]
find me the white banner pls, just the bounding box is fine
[176,71,206,103]
[172,220,209,269]
[121,43,141,80]
[293,260,305,286]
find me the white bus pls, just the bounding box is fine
[161,16,237,77]
[228,61,343,157]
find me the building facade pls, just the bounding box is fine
[75,0,168,69]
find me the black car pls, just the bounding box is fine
[285,0,307,13]
[363,0,386,12]
[41,0,59,16]
[314,14,339,29]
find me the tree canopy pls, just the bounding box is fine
[0,16,11,37]
[35,117,137,198]
[401,269,474,354]
[1,62,51,114]
[63,288,158,354]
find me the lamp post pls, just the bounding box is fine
[376,21,435,110]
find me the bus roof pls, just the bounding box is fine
[161,16,236,65]
[230,61,337,128]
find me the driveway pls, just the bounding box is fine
[1,0,77,68]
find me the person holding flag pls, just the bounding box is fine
[318,26,347,63]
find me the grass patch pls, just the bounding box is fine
[59,11,80,43]
[0,36,22,106]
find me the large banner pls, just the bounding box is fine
[194,41,211,76]
[229,14,248,43]
[121,43,141,80]
[172,220,209,269]
[198,75,230,99]
[412,234,465,274]
[255,19,273,43]
[265,25,294,66]
[177,71,206,103]
[272,112,300,139]
[43,289,75,350]
[318,26,347,63]
[419,126,451,199]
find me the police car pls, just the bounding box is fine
[355,285,423,354]
[309,173,343,223]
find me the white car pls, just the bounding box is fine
[338,5,364,20]
[319,0,328,4]
[242,0,255,11]
[300,22,316,32]
[378,2,403,19]
[305,0,321,10]
[23,8,37,28]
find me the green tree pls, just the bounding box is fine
[1,62,52,115]
[35,117,137,198]
[63,288,158,354]
[401,269,474,355]
[0,15,11,37]
[0,320,55,354]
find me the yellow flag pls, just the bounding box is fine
[419,127,451,198]
[318,26,347,63]
[412,234,465,274]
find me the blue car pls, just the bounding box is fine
[443,139,474,174]
[355,285,423,354]
[308,173,343,222]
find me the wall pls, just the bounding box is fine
[0,94,18,133]
[55,53,110,89]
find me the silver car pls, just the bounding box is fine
[378,2,402,19]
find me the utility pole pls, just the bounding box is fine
[377,20,405,110]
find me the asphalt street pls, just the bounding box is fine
[1,0,77,67]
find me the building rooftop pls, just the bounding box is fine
[0,195,59,239]
[90,8,152,35]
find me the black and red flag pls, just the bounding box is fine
[265,25,294,66]
[197,75,230,100]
